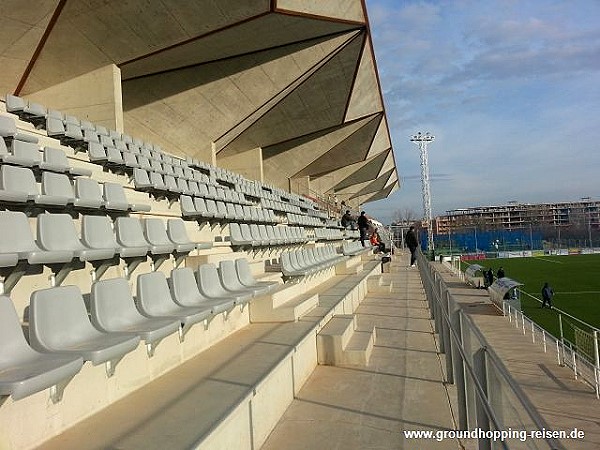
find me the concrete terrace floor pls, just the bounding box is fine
[261,254,464,450]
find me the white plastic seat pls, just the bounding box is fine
[81,215,144,259]
[0,295,83,401]
[142,218,176,255]
[40,172,75,205]
[40,146,92,176]
[90,278,180,349]
[169,267,234,314]
[37,213,115,262]
[3,140,41,167]
[196,263,251,304]
[29,285,140,366]
[103,182,151,212]
[0,211,73,265]
[114,217,151,257]
[167,218,211,252]
[73,177,104,209]
[234,258,279,292]
[136,272,211,335]
[229,222,253,246]
[219,260,268,296]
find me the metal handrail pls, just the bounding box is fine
[417,251,563,449]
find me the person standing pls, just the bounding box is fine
[541,282,554,308]
[497,267,505,279]
[357,211,370,247]
[405,225,419,267]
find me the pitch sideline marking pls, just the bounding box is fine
[533,257,564,264]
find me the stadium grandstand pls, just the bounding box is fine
[2,2,600,449]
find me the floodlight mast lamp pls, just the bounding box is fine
[410,132,435,253]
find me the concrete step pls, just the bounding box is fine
[367,275,391,293]
[335,256,363,275]
[249,291,319,323]
[317,315,355,365]
[343,327,376,366]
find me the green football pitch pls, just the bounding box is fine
[462,254,600,340]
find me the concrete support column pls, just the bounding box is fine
[217,147,263,182]
[25,64,124,132]
[473,348,491,450]
[451,310,468,430]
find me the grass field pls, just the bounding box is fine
[461,254,600,342]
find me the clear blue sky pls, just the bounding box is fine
[363,0,600,224]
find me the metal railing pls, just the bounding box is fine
[417,251,563,449]
[505,290,600,398]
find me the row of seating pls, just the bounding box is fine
[134,168,250,205]
[0,211,207,271]
[0,165,149,212]
[0,258,278,401]
[4,100,334,225]
[314,228,344,241]
[287,212,325,227]
[261,198,303,214]
[180,195,277,224]
[1,136,91,178]
[342,240,374,256]
[229,223,308,248]
[280,246,346,277]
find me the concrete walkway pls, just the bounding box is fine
[261,256,463,450]
[435,262,600,450]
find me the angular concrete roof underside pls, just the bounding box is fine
[1,0,399,205]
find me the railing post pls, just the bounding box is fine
[594,330,600,399]
[559,314,565,365]
[452,310,467,429]
[444,291,454,384]
[473,347,491,450]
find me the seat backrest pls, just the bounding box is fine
[90,278,140,330]
[143,218,171,246]
[167,219,192,245]
[42,146,69,169]
[234,258,257,286]
[180,195,196,216]
[229,222,244,243]
[0,165,38,195]
[136,271,177,315]
[196,264,227,298]
[115,217,149,247]
[204,198,219,215]
[215,201,227,217]
[169,267,207,307]
[218,260,245,292]
[149,171,165,189]
[75,177,103,203]
[37,213,83,251]
[193,197,209,216]
[133,168,151,188]
[29,285,99,350]
[0,115,17,138]
[0,295,35,358]
[41,172,73,198]
[11,140,40,163]
[81,215,118,249]
[103,182,129,207]
[0,211,39,253]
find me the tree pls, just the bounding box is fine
[392,208,418,226]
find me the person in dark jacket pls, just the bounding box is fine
[405,225,419,267]
[541,282,554,308]
[497,267,505,279]
[341,210,353,229]
[357,211,370,247]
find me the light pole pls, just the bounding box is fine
[410,131,435,255]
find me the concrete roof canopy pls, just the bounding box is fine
[2,0,399,207]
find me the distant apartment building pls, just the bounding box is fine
[435,199,600,234]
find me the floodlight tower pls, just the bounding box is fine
[410,132,435,253]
